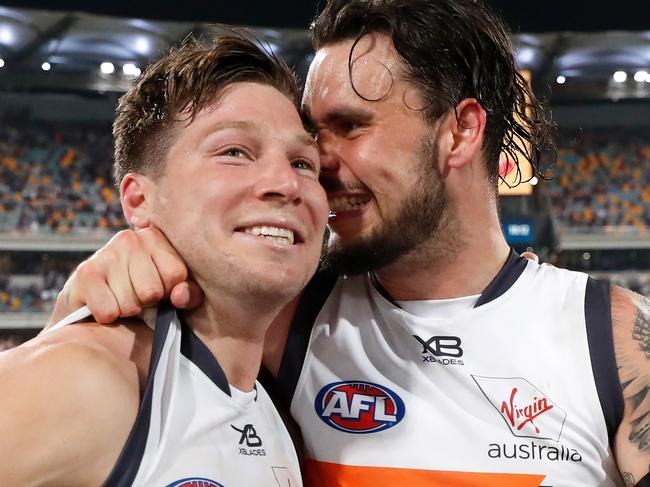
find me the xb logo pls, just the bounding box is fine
[231,424,263,447]
[413,335,463,358]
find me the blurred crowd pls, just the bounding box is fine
[0,253,80,313]
[0,111,125,235]
[0,270,66,312]
[548,129,650,234]
[1,115,650,318]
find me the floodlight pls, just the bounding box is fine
[100,62,115,74]
[122,63,141,76]
[634,70,648,83]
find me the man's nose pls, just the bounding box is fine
[317,132,340,174]
[254,158,302,205]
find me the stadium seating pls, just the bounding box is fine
[548,129,650,235]
[0,114,125,236]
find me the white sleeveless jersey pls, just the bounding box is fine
[278,251,625,486]
[51,303,302,487]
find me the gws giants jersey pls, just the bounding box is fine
[51,303,302,487]
[278,251,624,486]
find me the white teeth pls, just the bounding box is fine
[242,226,295,245]
[328,194,371,213]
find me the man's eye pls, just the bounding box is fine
[337,121,364,137]
[292,158,317,172]
[220,147,248,158]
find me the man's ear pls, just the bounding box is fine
[120,173,155,228]
[444,98,487,170]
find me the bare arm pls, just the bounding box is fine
[0,338,140,485]
[48,227,201,327]
[611,285,650,485]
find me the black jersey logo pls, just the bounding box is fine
[413,335,463,357]
[231,424,263,447]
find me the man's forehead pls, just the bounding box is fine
[304,34,404,109]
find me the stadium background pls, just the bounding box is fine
[0,0,649,347]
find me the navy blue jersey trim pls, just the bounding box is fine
[473,248,528,308]
[585,277,624,446]
[276,269,339,406]
[103,301,175,487]
[637,472,650,486]
[179,316,231,397]
[371,248,526,309]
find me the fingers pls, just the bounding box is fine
[137,227,188,296]
[47,227,192,327]
[521,251,539,263]
[102,227,189,316]
[170,281,203,310]
[66,259,122,324]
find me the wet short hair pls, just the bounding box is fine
[311,0,555,188]
[113,34,299,185]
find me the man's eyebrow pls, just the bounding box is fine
[295,132,318,150]
[202,120,316,149]
[310,106,375,126]
[204,120,257,134]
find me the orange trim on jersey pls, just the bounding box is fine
[304,459,546,486]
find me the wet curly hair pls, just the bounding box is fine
[311,0,555,189]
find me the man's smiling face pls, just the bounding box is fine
[148,81,328,300]
[303,33,449,274]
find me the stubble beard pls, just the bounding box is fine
[321,138,454,276]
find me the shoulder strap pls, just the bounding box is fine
[275,270,338,407]
[584,277,625,446]
[103,302,175,486]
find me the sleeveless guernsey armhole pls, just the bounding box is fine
[584,277,624,446]
[276,270,338,406]
[103,301,175,487]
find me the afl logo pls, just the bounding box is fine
[166,478,224,487]
[315,380,405,434]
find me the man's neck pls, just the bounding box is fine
[375,225,510,302]
[182,292,283,392]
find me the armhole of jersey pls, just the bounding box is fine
[103,302,175,487]
[276,270,338,406]
[584,277,624,446]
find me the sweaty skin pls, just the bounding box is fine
[49,33,649,483]
[5,81,327,485]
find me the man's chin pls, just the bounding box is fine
[321,234,403,276]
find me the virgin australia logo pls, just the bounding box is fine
[472,375,567,441]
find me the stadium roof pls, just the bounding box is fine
[0,0,647,32]
[0,3,648,101]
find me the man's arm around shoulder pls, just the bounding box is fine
[0,335,141,486]
[612,285,650,485]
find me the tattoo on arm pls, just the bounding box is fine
[633,302,650,358]
[623,295,650,451]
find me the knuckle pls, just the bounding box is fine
[119,301,143,318]
[165,264,188,285]
[94,308,120,324]
[138,285,165,304]
[75,261,96,281]
[112,229,138,251]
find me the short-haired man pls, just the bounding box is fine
[0,36,327,485]
[51,0,650,485]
